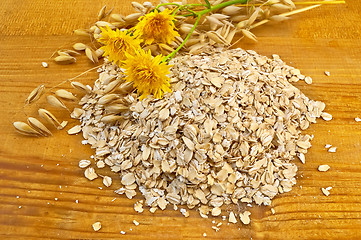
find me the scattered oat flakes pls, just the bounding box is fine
[228,212,237,223]
[321,112,332,121]
[79,160,91,168]
[298,153,305,164]
[133,220,139,226]
[203,233,207,237]
[304,76,312,84]
[325,144,332,149]
[149,207,157,213]
[120,231,126,234]
[42,62,48,68]
[68,125,82,135]
[270,208,275,214]
[92,222,101,231]
[211,226,220,232]
[84,167,98,180]
[239,211,251,225]
[60,121,68,129]
[318,165,330,172]
[103,176,112,187]
[180,208,190,217]
[324,71,330,76]
[97,160,105,168]
[211,207,222,216]
[321,188,330,196]
[328,147,337,153]
[121,173,135,186]
[355,117,361,122]
[134,201,144,213]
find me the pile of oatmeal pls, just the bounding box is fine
[75,48,328,219]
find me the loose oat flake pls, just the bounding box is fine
[328,147,337,153]
[92,222,102,231]
[318,165,330,172]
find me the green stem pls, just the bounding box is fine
[204,0,211,8]
[171,6,180,16]
[156,3,207,11]
[199,0,248,15]
[186,3,208,7]
[163,14,202,62]
[184,7,198,16]
[155,3,181,11]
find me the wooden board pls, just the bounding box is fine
[1,0,361,239]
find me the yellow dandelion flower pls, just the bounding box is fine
[98,26,142,65]
[124,49,172,100]
[133,9,179,45]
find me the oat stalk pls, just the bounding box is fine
[163,0,249,62]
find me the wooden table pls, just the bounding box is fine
[1,0,360,239]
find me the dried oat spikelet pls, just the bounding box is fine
[247,8,260,27]
[206,31,229,45]
[13,121,41,136]
[241,29,257,42]
[27,117,52,136]
[101,115,124,123]
[54,55,76,65]
[46,95,68,110]
[270,15,290,22]
[55,89,77,101]
[104,103,129,114]
[116,81,134,94]
[158,43,175,55]
[206,16,224,30]
[73,43,87,51]
[110,13,125,22]
[225,28,237,44]
[25,84,45,105]
[85,48,99,63]
[95,48,104,58]
[74,29,90,37]
[71,81,90,93]
[98,94,119,105]
[282,0,296,9]
[58,49,80,56]
[132,1,146,13]
[188,43,207,55]
[222,6,241,16]
[124,12,143,23]
[103,79,123,94]
[98,5,107,20]
[95,21,115,29]
[38,108,64,129]
[57,51,71,57]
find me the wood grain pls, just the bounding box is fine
[1,0,361,239]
